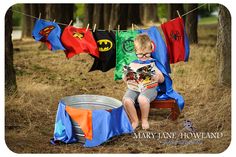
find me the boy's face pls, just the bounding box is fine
[135,48,152,61]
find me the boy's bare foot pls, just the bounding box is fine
[132,122,139,130]
[142,120,149,130]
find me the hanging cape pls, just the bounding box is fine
[114,30,139,80]
[61,26,99,59]
[161,17,190,64]
[89,30,116,72]
[138,26,171,73]
[132,59,184,110]
[32,19,65,51]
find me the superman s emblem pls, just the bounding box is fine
[39,25,55,37]
[73,32,84,40]
[97,39,113,52]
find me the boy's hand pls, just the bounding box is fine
[151,75,159,82]
[123,76,128,82]
[127,80,136,83]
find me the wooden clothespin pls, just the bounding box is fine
[86,24,90,31]
[161,18,164,24]
[108,25,111,32]
[132,23,134,31]
[68,20,73,26]
[118,25,120,34]
[53,19,56,23]
[176,10,181,18]
[38,12,41,20]
[93,24,97,32]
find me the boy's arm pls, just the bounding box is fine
[152,66,165,83]
[122,73,127,82]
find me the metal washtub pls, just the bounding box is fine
[61,94,123,143]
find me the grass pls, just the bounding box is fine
[5,23,231,153]
[198,16,218,25]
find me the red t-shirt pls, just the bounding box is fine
[61,26,99,59]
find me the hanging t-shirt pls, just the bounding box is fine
[61,26,99,59]
[89,30,116,72]
[32,19,65,51]
[161,17,190,64]
[114,30,139,80]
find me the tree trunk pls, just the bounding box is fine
[60,4,74,25]
[22,4,33,38]
[84,4,94,27]
[5,8,17,95]
[92,4,104,29]
[30,4,40,32]
[168,4,185,20]
[186,4,198,44]
[85,4,142,30]
[103,4,113,30]
[217,5,231,86]
[127,4,142,26]
[140,4,158,24]
[45,4,74,28]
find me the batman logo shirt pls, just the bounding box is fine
[89,31,116,72]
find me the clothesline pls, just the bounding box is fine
[10,3,207,31]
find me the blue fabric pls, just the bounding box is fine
[131,59,184,110]
[132,58,156,64]
[155,60,184,110]
[84,106,133,147]
[184,28,190,61]
[138,26,171,73]
[32,19,65,51]
[50,101,77,144]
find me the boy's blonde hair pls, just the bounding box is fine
[134,34,153,52]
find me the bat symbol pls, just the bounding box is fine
[97,39,113,52]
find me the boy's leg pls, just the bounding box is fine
[137,95,150,129]
[122,89,139,130]
[138,88,157,129]
[123,98,139,130]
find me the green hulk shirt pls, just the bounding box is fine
[114,30,138,80]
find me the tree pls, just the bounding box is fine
[45,4,74,29]
[140,4,158,24]
[85,4,142,30]
[91,4,104,29]
[84,4,94,27]
[30,4,46,29]
[22,4,46,39]
[127,4,142,26]
[186,4,198,44]
[5,8,17,95]
[22,4,32,38]
[217,5,231,86]
[168,4,184,20]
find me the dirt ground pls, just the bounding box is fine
[5,24,231,153]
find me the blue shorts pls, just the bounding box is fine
[123,88,157,104]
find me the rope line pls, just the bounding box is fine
[181,3,207,17]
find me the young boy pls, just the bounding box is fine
[122,34,164,130]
